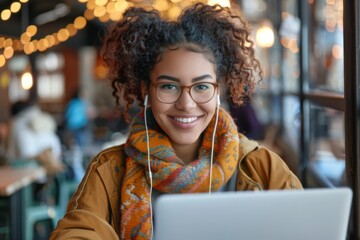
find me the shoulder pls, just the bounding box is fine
[83,144,127,189]
[91,144,127,168]
[239,146,303,190]
[61,144,126,237]
[67,144,126,212]
[51,209,119,240]
[92,145,127,186]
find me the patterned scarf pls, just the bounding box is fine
[120,108,240,239]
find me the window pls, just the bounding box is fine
[238,1,358,236]
[36,52,65,102]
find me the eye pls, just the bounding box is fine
[158,83,179,91]
[193,83,212,92]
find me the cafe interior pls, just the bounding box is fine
[0,0,360,239]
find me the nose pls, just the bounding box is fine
[175,88,196,110]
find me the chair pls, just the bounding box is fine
[22,184,57,240]
[53,172,79,225]
[10,160,58,240]
[22,171,79,240]
[10,158,80,239]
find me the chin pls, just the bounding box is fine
[169,133,201,146]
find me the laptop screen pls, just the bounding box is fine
[154,188,352,240]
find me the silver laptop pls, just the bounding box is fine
[154,188,352,240]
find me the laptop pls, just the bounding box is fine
[154,188,352,240]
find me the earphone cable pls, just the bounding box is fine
[144,98,154,240]
[209,95,220,194]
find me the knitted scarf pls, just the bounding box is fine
[120,108,240,239]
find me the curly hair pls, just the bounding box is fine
[101,2,262,122]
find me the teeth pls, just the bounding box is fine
[174,117,198,123]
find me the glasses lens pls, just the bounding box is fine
[156,83,181,103]
[190,82,215,103]
[155,82,216,103]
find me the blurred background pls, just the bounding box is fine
[0,0,359,240]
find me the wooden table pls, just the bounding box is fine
[0,165,46,240]
[0,166,46,196]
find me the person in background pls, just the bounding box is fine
[64,89,90,148]
[229,97,264,140]
[51,3,302,239]
[7,99,64,174]
[7,99,64,203]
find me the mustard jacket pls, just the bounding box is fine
[50,138,303,240]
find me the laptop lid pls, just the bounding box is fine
[154,188,352,240]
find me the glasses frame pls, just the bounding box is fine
[151,82,219,104]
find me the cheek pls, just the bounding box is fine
[149,96,170,119]
[198,100,218,129]
[202,99,218,115]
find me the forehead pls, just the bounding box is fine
[151,48,216,82]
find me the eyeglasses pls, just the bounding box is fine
[152,82,218,104]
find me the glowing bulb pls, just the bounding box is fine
[0,55,6,68]
[84,9,95,20]
[4,47,14,59]
[168,6,181,19]
[4,38,13,47]
[1,9,11,21]
[10,2,21,13]
[256,25,275,48]
[95,0,108,6]
[114,1,128,12]
[21,72,33,90]
[94,5,106,17]
[66,24,78,36]
[26,25,38,37]
[21,32,31,43]
[207,0,230,7]
[74,16,87,29]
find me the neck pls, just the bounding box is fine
[172,139,201,165]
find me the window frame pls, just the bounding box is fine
[296,0,359,238]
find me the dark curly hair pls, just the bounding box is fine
[101,2,262,122]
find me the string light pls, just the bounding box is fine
[0,0,28,21]
[78,0,209,21]
[0,13,89,67]
[1,0,215,68]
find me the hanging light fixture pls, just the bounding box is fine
[21,68,33,90]
[255,20,275,48]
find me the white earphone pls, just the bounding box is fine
[143,94,153,239]
[144,94,148,107]
[209,94,220,194]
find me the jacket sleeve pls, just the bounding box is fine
[242,147,303,190]
[50,146,124,239]
[50,210,119,240]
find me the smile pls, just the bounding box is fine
[173,117,198,123]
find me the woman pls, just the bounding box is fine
[51,3,302,239]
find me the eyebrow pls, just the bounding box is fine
[156,74,214,82]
